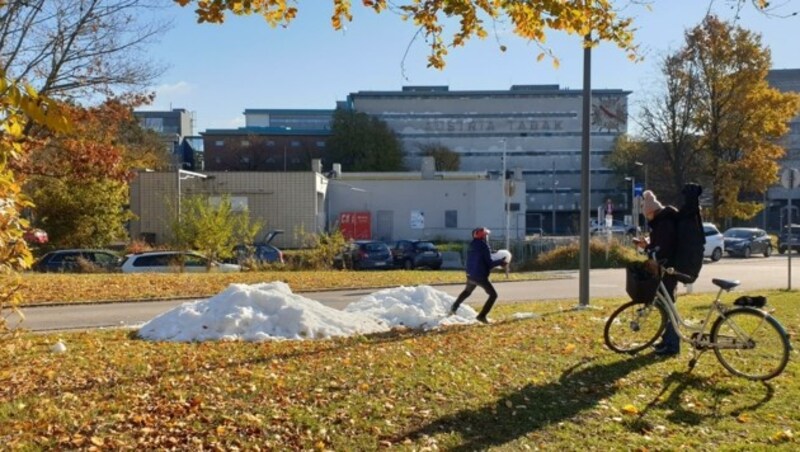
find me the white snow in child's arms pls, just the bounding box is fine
[491,249,512,265]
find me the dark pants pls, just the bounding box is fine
[452,278,498,318]
[661,275,680,351]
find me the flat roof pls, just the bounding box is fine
[201,127,331,136]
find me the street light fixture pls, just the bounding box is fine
[177,169,211,223]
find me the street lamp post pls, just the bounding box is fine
[625,176,636,232]
[551,160,558,234]
[501,139,510,250]
[635,161,647,190]
[177,169,211,223]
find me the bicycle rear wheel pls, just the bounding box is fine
[604,300,667,354]
[711,308,790,381]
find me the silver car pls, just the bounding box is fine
[120,251,241,273]
[703,222,725,262]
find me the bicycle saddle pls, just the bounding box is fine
[712,278,740,291]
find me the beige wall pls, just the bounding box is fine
[130,171,325,248]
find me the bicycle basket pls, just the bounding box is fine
[626,263,660,303]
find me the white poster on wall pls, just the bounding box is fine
[410,210,425,229]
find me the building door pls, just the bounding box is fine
[376,210,394,242]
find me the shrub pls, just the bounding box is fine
[518,238,643,271]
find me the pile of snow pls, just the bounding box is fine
[138,282,478,342]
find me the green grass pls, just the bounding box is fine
[1,291,798,449]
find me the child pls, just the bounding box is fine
[450,227,508,323]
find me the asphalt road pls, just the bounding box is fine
[9,255,799,332]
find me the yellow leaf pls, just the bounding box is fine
[90,436,104,447]
[552,58,560,69]
[737,413,750,423]
[621,404,639,415]
[216,426,225,435]
[562,343,576,354]
[537,52,545,62]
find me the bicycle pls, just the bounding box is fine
[604,253,792,381]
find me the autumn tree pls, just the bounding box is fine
[327,109,405,172]
[171,195,262,267]
[0,72,69,334]
[176,1,782,70]
[0,0,167,100]
[419,143,460,171]
[681,16,800,221]
[636,53,705,201]
[18,97,171,247]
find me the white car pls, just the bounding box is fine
[120,251,241,273]
[703,223,725,262]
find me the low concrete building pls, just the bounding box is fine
[129,171,327,249]
[325,158,527,243]
[130,159,526,248]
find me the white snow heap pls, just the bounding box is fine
[138,282,478,343]
[344,285,477,330]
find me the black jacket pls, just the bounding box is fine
[646,206,679,267]
[464,238,504,281]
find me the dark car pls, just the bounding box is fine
[778,224,800,255]
[32,249,121,273]
[231,230,284,265]
[391,240,443,270]
[334,240,393,270]
[723,227,772,258]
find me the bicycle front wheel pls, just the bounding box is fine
[604,300,667,354]
[711,308,790,381]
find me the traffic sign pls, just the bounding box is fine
[780,168,800,189]
[633,183,644,197]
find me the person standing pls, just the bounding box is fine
[450,227,508,323]
[635,190,680,356]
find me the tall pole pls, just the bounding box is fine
[503,140,510,250]
[552,160,557,234]
[579,31,592,308]
[177,169,182,223]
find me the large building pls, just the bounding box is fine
[766,69,800,230]
[134,108,194,165]
[201,109,333,172]
[345,85,630,234]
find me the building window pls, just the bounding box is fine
[445,210,458,229]
[215,157,221,164]
[291,140,300,147]
[240,156,250,164]
[241,140,250,147]
[267,140,276,147]
[316,141,326,148]
[215,140,224,146]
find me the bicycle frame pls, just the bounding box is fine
[648,276,727,348]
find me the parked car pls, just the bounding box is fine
[32,249,121,273]
[723,227,772,258]
[391,240,443,270]
[333,241,393,270]
[778,224,800,255]
[590,219,639,236]
[231,230,284,265]
[120,251,241,273]
[703,222,725,262]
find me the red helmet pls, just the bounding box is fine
[472,227,490,240]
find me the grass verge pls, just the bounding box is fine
[1,291,797,450]
[7,270,557,306]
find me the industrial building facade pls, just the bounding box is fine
[346,85,630,234]
[766,69,800,230]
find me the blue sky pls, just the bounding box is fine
[144,1,799,134]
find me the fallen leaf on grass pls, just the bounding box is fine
[771,429,794,443]
[562,343,576,354]
[621,404,639,415]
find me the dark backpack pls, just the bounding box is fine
[673,184,705,283]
